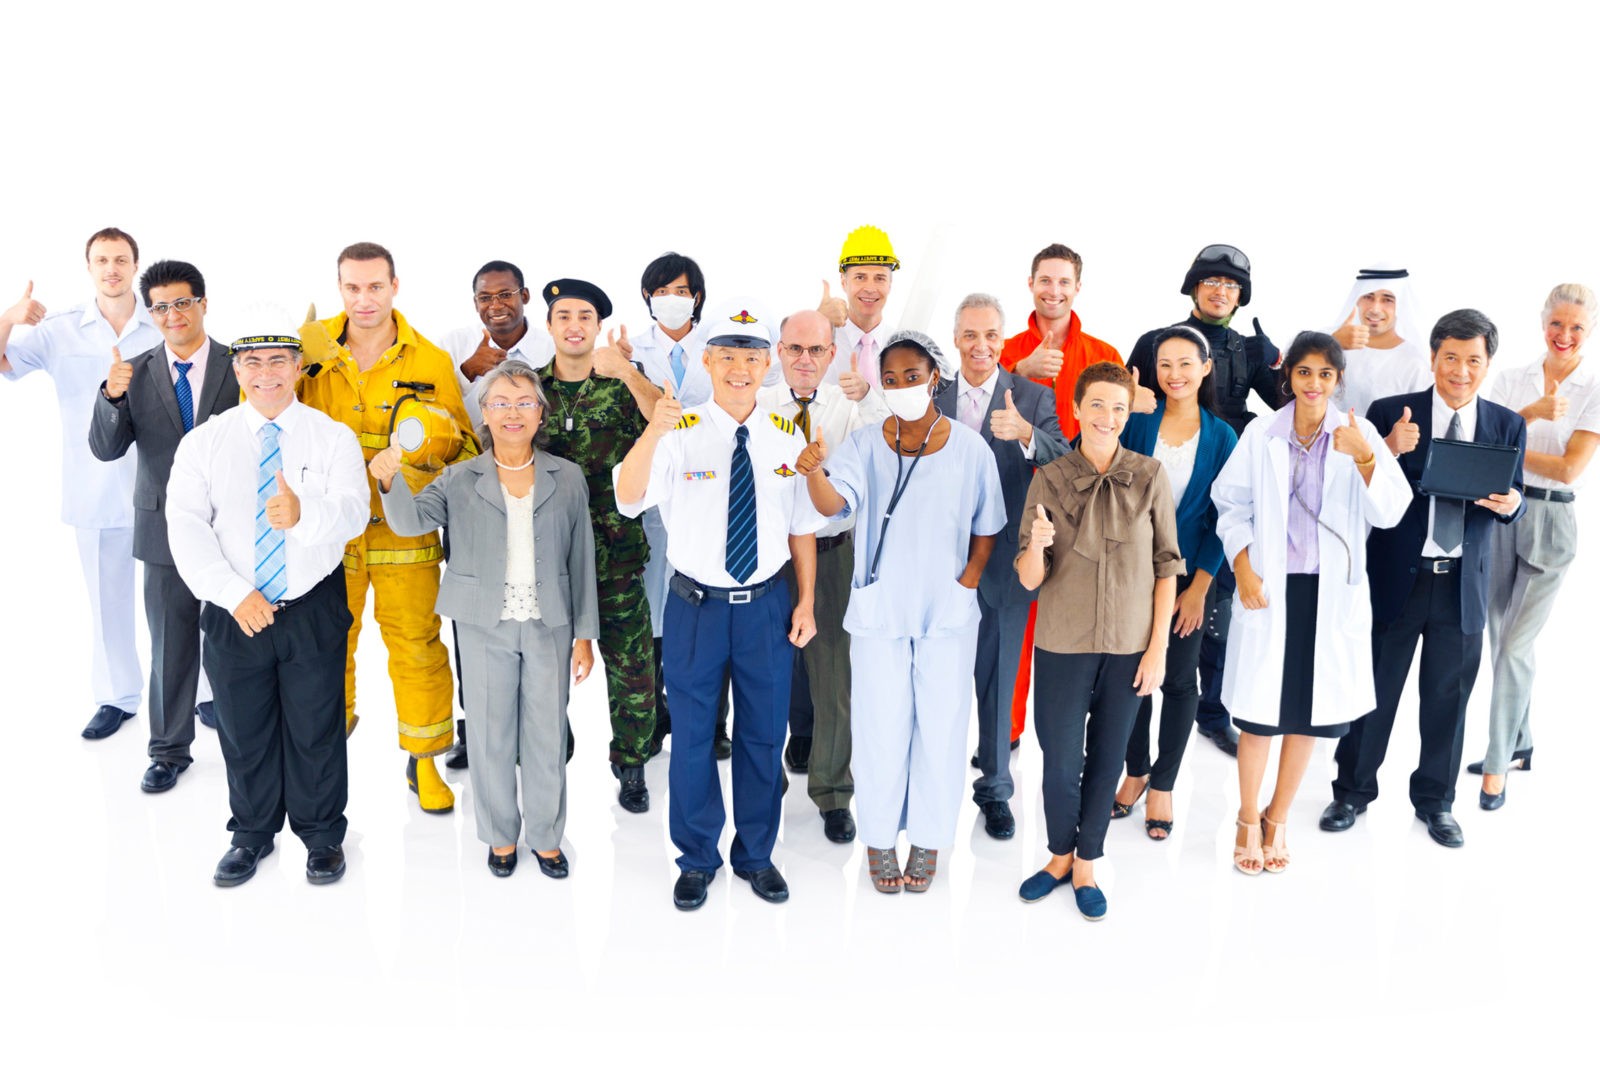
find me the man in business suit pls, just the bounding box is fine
[939,293,1069,839]
[89,260,237,793]
[1322,309,1525,847]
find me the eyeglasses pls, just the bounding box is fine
[234,354,297,371]
[1196,278,1242,293]
[474,289,522,308]
[482,401,542,413]
[149,297,203,317]
[780,344,831,359]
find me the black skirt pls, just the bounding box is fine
[1233,574,1350,739]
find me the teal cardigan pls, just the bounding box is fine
[1120,401,1238,579]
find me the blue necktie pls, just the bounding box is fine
[725,425,757,584]
[255,422,288,603]
[669,343,686,390]
[174,361,194,432]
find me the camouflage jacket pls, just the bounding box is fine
[538,367,649,578]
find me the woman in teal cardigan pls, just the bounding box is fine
[1111,326,1238,839]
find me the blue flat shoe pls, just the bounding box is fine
[1018,869,1071,902]
[1074,883,1107,921]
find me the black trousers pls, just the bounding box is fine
[1332,567,1481,814]
[1034,649,1143,860]
[1195,562,1234,732]
[1124,577,1206,790]
[201,569,352,849]
[145,562,203,767]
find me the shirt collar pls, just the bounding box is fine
[1266,401,1338,441]
[959,366,999,397]
[79,297,155,338]
[241,396,306,436]
[705,400,758,439]
[166,338,211,368]
[1430,387,1478,431]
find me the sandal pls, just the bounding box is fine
[1261,815,1290,873]
[1233,818,1263,876]
[903,846,938,893]
[867,847,902,893]
[1145,818,1174,841]
[1112,776,1149,820]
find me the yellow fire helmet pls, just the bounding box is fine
[389,394,464,470]
[838,225,900,272]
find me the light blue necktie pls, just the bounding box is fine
[669,343,686,390]
[174,361,194,432]
[725,425,757,584]
[255,422,287,602]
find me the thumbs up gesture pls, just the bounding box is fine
[2,281,46,328]
[461,328,506,381]
[1332,407,1373,463]
[265,470,301,529]
[1017,326,1064,380]
[838,345,870,402]
[1384,404,1420,456]
[104,345,133,399]
[796,427,828,476]
[592,326,634,380]
[647,374,683,438]
[1525,376,1570,422]
[1333,307,1371,351]
[1131,365,1158,413]
[818,280,849,328]
[989,387,1034,444]
[1029,503,1055,552]
[368,441,404,490]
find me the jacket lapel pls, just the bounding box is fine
[147,348,186,435]
[195,340,235,426]
[532,454,560,513]
[981,369,1009,443]
[472,452,508,514]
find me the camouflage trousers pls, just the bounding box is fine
[598,568,658,768]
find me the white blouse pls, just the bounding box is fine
[500,486,540,621]
[1153,428,1199,506]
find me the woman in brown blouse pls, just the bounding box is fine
[1015,362,1183,920]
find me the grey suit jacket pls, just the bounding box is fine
[380,449,600,636]
[936,367,1069,605]
[88,339,238,566]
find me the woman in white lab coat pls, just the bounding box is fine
[1211,332,1409,875]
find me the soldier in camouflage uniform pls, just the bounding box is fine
[537,278,664,813]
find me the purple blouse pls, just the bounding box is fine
[1265,402,1330,575]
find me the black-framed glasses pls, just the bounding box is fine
[149,296,203,317]
[474,289,522,308]
[780,344,830,359]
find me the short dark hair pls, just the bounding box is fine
[640,252,706,324]
[1279,331,1345,398]
[1151,325,1218,413]
[85,227,139,263]
[1030,243,1083,280]
[338,242,396,279]
[139,260,206,304]
[473,260,524,290]
[1429,308,1498,359]
[1074,359,1133,404]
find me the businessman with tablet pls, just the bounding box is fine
[1322,309,1526,848]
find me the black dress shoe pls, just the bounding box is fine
[1197,722,1240,757]
[81,705,133,740]
[981,800,1016,840]
[735,865,790,904]
[195,701,217,729]
[140,760,187,794]
[618,765,649,814]
[1466,748,1532,776]
[714,728,733,761]
[673,869,713,910]
[784,735,812,773]
[1417,811,1465,848]
[487,848,517,877]
[566,729,576,764]
[214,842,274,887]
[535,849,569,879]
[306,844,346,884]
[1479,786,1506,811]
[1319,800,1366,832]
[822,808,856,843]
[444,718,468,770]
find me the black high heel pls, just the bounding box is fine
[1465,748,1532,776]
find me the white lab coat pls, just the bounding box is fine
[1211,410,1410,729]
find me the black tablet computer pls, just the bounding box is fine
[1419,437,1520,501]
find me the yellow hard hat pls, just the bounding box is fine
[838,225,900,272]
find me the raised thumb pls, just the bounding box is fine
[23,280,33,299]
[1398,405,1412,424]
[1036,504,1046,520]
[111,346,123,363]
[1005,388,1017,410]
[275,470,292,495]
[1348,407,1358,426]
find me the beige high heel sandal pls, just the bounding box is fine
[1261,815,1290,873]
[1234,819,1264,876]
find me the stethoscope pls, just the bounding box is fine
[1288,437,1355,583]
[867,411,945,584]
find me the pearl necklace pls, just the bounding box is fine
[493,453,535,471]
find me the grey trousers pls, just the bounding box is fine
[457,615,573,851]
[145,561,202,767]
[785,537,855,812]
[1484,497,1577,773]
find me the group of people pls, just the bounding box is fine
[5,225,1593,920]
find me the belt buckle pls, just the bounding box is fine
[1431,559,1452,574]
[728,589,752,604]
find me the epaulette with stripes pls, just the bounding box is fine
[769,412,796,436]
[673,412,701,430]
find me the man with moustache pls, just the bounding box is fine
[1328,265,1433,422]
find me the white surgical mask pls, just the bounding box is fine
[881,381,933,421]
[650,294,695,331]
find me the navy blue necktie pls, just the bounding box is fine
[726,425,757,584]
[174,361,195,432]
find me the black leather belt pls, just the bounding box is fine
[816,532,851,554]
[671,572,780,605]
[1524,487,1575,503]
[1421,557,1459,574]
[275,569,341,610]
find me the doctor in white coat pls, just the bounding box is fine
[1211,332,1409,876]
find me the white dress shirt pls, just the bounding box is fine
[756,381,888,535]
[828,319,892,388]
[1422,391,1479,558]
[166,337,211,387]
[166,397,370,611]
[1489,355,1600,491]
[1339,338,1433,420]
[2,298,160,527]
[631,321,712,406]
[439,323,556,426]
[615,401,827,587]
[956,367,1036,458]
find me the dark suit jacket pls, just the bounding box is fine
[1364,387,1526,634]
[936,367,1069,606]
[88,339,238,566]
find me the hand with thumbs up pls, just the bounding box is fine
[989,388,1034,444]
[838,347,870,402]
[818,280,849,328]
[104,345,133,399]
[647,375,682,439]
[2,281,46,328]
[460,328,505,381]
[1522,377,1570,423]
[1028,503,1055,552]
[1016,326,1064,380]
[1332,408,1374,465]
[368,442,404,491]
[265,470,301,530]
[1131,366,1158,413]
[592,326,635,380]
[796,426,828,476]
[1385,404,1420,455]
[1333,307,1371,352]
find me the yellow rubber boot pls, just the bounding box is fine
[407,755,454,814]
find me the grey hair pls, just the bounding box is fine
[475,359,551,448]
[953,292,1005,333]
[1543,283,1597,321]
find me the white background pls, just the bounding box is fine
[2,1,1595,1060]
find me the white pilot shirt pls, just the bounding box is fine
[1423,391,1478,559]
[440,324,556,426]
[2,299,161,527]
[615,401,827,587]
[756,381,888,537]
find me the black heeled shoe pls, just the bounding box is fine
[535,849,569,879]
[1466,748,1532,776]
[487,848,517,877]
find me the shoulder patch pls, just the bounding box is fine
[673,412,701,430]
[769,412,796,436]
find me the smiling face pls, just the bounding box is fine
[1545,302,1590,360]
[954,304,1005,386]
[1356,288,1398,339]
[87,238,137,300]
[235,347,301,418]
[547,298,600,357]
[481,374,544,451]
[1193,276,1242,319]
[1073,380,1131,448]
[1029,257,1081,325]
[147,281,207,353]
[841,265,893,327]
[1154,336,1211,403]
[1432,335,1490,408]
[704,344,770,407]
[338,257,398,330]
[1288,352,1340,411]
[474,270,528,335]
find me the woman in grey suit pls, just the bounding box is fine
[373,360,599,878]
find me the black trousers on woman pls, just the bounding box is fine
[1124,575,1206,791]
[1034,649,1143,860]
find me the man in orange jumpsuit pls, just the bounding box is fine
[298,242,479,813]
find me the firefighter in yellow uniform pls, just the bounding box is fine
[297,242,479,812]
